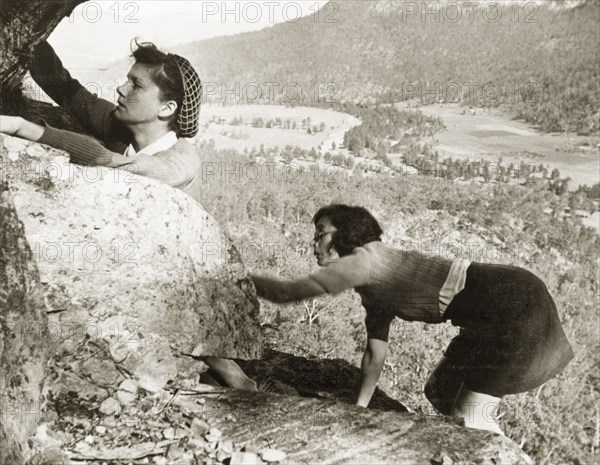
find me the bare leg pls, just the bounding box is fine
[424,356,465,415]
[451,383,504,436]
[203,357,257,391]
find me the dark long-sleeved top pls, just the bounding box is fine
[30,41,203,204]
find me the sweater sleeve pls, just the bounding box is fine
[30,40,117,143]
[38,124,199,189]
[309,248,371,295]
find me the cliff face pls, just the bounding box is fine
[0,5,84,460]
[0,132,264,463]
[0,175,50,465]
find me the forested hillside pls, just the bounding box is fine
[196,141,599,465]
[175,0,599,134]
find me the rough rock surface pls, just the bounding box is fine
[177,390,532,465]
[0,179,50,464]
[1,135,263,391]
[30,352,532,465]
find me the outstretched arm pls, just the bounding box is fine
[250,274,328,303]
[29,40,118,143]
[0,116,198,190]
[251,250,371,303]
[356,338,388,408]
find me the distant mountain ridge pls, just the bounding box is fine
[91,1,599,135]
[173,0,598,134]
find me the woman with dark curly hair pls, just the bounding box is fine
[250,204,574,434]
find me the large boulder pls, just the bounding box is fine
[0,179,50,464]
[1,134,263,392]
[175,389,532,465]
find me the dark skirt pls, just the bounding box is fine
[442,262,574,397]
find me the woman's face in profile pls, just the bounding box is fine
[313,216,339,266]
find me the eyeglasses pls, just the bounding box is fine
[313,230,335,243]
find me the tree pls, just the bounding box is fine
[1,0,87,126]
[557,178,571,196]
[281,151,294,163]
[569,192,589,212]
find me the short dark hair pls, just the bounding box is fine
[131,39,184,134]
[312,204,383,256]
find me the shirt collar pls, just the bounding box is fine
[124,131,177,157]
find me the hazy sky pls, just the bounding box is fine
[50,1,329,69]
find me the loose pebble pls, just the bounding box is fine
[109,341,130,363]
[101,415,117,427]
[243,443,258,454]
[120,378,138,392]
[260,448,287,463]
[167,443,183,461]
[230,451,262,465]
[432,454,454,465]
[216,449,231,462]
[191,418,210,437]
[187,437,208,450]
[98,397,121,416]
[117,389,137,406]
[204,427,222,443]
[204,442,217,453]
[219,439,234,454]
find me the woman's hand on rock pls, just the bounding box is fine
[0,115,44,141]
[0,115,23,136]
